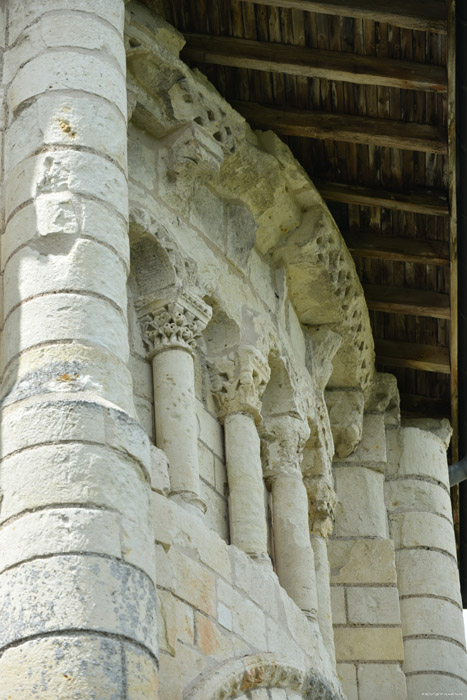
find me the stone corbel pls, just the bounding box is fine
[160,122,224,179]
[209,346,271,423]
[305,476,337,540]
[137,290,212,359]
[325,388,364,459]
[261,414,311,482]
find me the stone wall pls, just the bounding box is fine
[0,1,466,698]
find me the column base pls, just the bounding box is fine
[169,490,207,516]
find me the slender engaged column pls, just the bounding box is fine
[0,2,158,697]
[138,292,211,514]
[263,415,319,617]
[210,346,271,564]
[307,476,338,666]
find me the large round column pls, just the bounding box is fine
[0,2,158,697]
[210,346,271,565]
[263,415,319,617]
[138,293,211,515]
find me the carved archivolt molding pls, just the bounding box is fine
[184,653,344,700]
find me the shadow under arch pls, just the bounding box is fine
[183,652,344,700]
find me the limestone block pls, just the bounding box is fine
[0,634,123,700]
[215,456,228,495]
[196,401,224,459]
[406,673,467,697]
[5,13,125,85]
[129,354,153,400]
[135,396,155,439]
[325,390,364,459]
[125,644,159,700]
[7,92,126,170]
[0,443,150,531]
[8,1,125,44]
[395,550,462,604]
[400,597,466,646]
[217,601,233,631]
[334,467,387,537]
[341,413,386,465]
[155,545,217,617]
[226,202,257,268]
[3,293,129,368]
[4,238,128,318]
[403,638,467,676]
[248,250,280,314]
[0,555,158,654]
[230,545,280,619]
[334,627,404,662]
[389,511,457,557]
[198,440,215,484]
[346,587,401,625]
[329,539,397,585]
[151,492,231,578]
[150,444,170,495]
[105,406,152,470]
[330,587,346,625]
[3,198,130,269]
[158,642,206,700]
[357,664,407,700]
[265,615,306,669]
[190,185,226,249]
[194,611,238,659]
[0,508,121,574]
[200,480,229,542]
[8,52,126,116]
[6,150,127,220]
[336,664,358,700]
[217,579,267,648]
[385,479,452,520]
[157,589,194,655]
[385,426,449,485]
[120,512,157,584]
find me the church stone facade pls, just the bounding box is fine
[0,2,466,698]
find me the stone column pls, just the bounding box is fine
[138,292,212,515]
[210,346,271,565]
[386,423,467,696]
[263,415,319,617]
[0,2,158,697]
[307,476,338,667]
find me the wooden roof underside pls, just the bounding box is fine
[159,0,457,447]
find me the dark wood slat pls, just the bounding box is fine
[314,180,449,216]
[183,35,447,93]
[233,100,447,153]
[364,285,451,319]
[399,394,451,418]
[239,0,447,34]
[375,339,450,373]
[344,231,450,266]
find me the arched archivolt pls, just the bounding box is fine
[183,653,344,700]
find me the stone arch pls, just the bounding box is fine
[183,653,344,700]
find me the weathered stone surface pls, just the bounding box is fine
[346,587,401,625]
[329,539,397,585]
[334,628,404,662]
[325,390,364,459]
[357,664,407,700]
[334,467,387,538]
[400,597,466,646]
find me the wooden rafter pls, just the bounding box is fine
[344,231,450,267]
[183,35,447,93]
[233,101,448,154]
[314,181,449,216]
[239,0,447,34]
[364,285,451,319]
[375,340,450,374]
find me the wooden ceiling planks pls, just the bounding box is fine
[164,0,455,425]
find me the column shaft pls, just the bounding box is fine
[225,412,269,561]
[153,347,202,510]
[311,534,335,666]
[272,474,318,615]
[0,2,158,697]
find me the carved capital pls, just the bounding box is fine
[262,415,310,480]
[137,291,212,358]
[209,346,270,422]
[305,477,337,539]
[162,122,224,178]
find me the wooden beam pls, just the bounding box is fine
[375,339,450,374]
[183,35,447,93]
[399,394,451,418]
[239,0,447,34]
[233,101,447,154]
[314,180,449,216]
[364,285,451,319]
[447,0,458,460]
[344,231,450,267]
